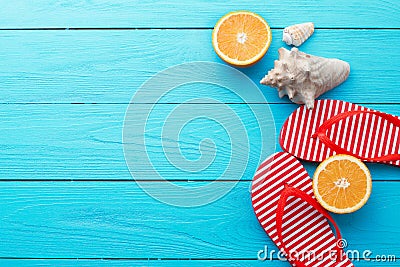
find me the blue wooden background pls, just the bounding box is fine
[1,1,399,266]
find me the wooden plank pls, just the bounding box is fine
[0,260,280,267]
[0,30,399,104]
[0,0,399,28]
[0,181,399,259]
[0,103,399,181]
[0,259,396,266]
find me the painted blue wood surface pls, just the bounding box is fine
[0,104,399,181]
[0,0,399,266]
[0,0,399,28]
[0,30,399,104]
[0,260,397,267]
[0,182,399,259]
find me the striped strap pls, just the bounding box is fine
[275,184,343,266]
[312,110,400,162]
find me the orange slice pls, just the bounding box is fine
[313,154,372,214]
[212,11,272,67]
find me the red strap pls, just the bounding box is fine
[312,110,400,162]
[275,184,343,266]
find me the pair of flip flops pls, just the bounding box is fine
[251,100,400,266]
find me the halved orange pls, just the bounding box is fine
[313,154,372,214]
[212,11,272,67]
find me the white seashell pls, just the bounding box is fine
[282,22,314,47]
[260,47,350,109]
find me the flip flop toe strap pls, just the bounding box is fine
[275,184,344,266]
[312,110,400,162]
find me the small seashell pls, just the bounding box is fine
[260,47,350,109]
[282,22,314,47]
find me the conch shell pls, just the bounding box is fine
[260,47,350,109]
[283,22,314,47]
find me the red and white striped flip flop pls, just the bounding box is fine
[251,152,353,267]
[280,100,400,166]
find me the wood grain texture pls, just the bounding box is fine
[0,260,283,267]
[1,30,400,104]
[0,182,399,259]
[1,103,399,181]
[0,0,399,28]
[0,259,397,267]
[1,1,400,265]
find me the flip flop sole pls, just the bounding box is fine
[280,100,400,166]
[251,152,353,266]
